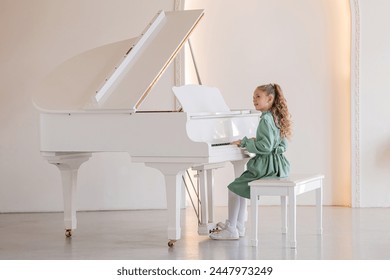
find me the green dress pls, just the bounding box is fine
[227,111,290,199]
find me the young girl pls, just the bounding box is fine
[210,83,292,240]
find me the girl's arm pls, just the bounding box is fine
[274,138,288,154]
[231,138,255,147]
[240,118,275,155]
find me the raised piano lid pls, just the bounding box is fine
[33,9,204,113]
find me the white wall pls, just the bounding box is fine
[358,0,390,207]
[185,0,351,207]
[0,0,356,213]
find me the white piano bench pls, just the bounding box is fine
[249,174,324,248]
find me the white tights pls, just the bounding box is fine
[227,190,247,228]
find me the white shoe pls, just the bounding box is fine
[216,220,246,237]
[209,225,239,240]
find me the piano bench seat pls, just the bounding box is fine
[249,174,324,248]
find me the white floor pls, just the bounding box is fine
[1,206,390,260]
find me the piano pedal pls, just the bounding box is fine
[65,229,72,238]
[168,240,176,247]
[209,227,221,234]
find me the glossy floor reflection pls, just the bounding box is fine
[0,206,390,260]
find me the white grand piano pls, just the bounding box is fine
[33,9,261,246]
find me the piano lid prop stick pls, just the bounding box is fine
[188,39,202,85]
[176,39,202,112]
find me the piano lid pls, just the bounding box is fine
[33,9,204,113]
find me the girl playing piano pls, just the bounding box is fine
[210,83,292,240]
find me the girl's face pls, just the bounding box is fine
[253,89,273,112]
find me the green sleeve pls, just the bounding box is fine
[241,118,275,155]
[274,138,288,154]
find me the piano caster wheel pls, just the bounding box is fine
[65,229,72,238]
[168,240,176,247]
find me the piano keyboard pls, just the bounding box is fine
[211,142,232,147]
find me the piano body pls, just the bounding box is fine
[34,9,261,246]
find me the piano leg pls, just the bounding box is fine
[165,172,183,247]
[206,168,215,225]
[231,159,247,177]
[145,163,186,247]
[197,168,210,234]
[42,152,92,237]
[192,162,226,235]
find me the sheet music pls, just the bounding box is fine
[173,85,231,113]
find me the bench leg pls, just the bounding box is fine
[288,190,296,248]
[281,196,287,234]
[316,181,323,235]
[250,192,258,247]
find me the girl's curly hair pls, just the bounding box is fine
[257,83,292,139]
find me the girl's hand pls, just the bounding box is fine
[231,140,241,147]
